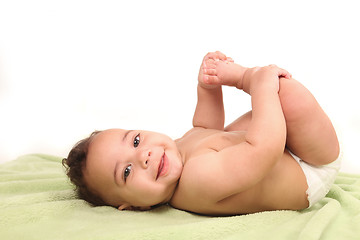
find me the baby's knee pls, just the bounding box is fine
[279,79,317,122]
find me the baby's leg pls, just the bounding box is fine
[208,60,340,166]
[278,78,339,166]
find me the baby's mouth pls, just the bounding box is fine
[156,153,166,180]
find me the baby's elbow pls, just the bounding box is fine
[263,142,285,161]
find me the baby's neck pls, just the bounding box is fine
[164,180,180,204]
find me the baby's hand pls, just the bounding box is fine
[267,64,292,79]
[244,65,291,93]
[198,51,233,89]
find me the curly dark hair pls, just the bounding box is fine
[62,131,107,206]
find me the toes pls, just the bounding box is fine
[204,75,219,84]
[203,68,217,75]
[204,51,227,61]
[204,52,218,61]
[203,59,217,69]
[215,51,227,60]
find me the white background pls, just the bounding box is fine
[0,0,359,173]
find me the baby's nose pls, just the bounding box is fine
[139,149,151,168]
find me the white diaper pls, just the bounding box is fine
[288,150,342,208]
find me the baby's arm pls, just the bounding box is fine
[185,66,289,200]
[192,52,228,130]
[244,66,287,147]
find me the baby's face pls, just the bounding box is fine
[83,129,183,209]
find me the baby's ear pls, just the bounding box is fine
[118,204,151,211]
[118,203,132,211]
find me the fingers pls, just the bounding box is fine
[226,57,234,63]
[202,59,218,81]
[202,51,233,72]
[268,64,292,79]
[203,75,220,85]
[202,58,217,69]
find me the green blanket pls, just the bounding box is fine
[1,154,359,240]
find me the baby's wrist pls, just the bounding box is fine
[198,82,221,90]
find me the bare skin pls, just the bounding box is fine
[169,52,339,215]
[83,51,339,216]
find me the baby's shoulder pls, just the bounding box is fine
[170,152,219,211]
[177,128,246,156]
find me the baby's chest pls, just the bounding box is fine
[193,131,247,152]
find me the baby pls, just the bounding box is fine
[63,51,341,216]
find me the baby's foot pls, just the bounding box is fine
[202,56,248,89]
[198,52,227,88]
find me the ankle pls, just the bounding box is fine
[235,66,249,90]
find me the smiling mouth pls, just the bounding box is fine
[156,153,166,180]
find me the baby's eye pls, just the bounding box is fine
[124,165,132,182]
[133,134,140,148]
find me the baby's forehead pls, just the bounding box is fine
[97,128,128,138]
[89,129,127,147]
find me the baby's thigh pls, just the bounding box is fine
[279,78,339,166]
